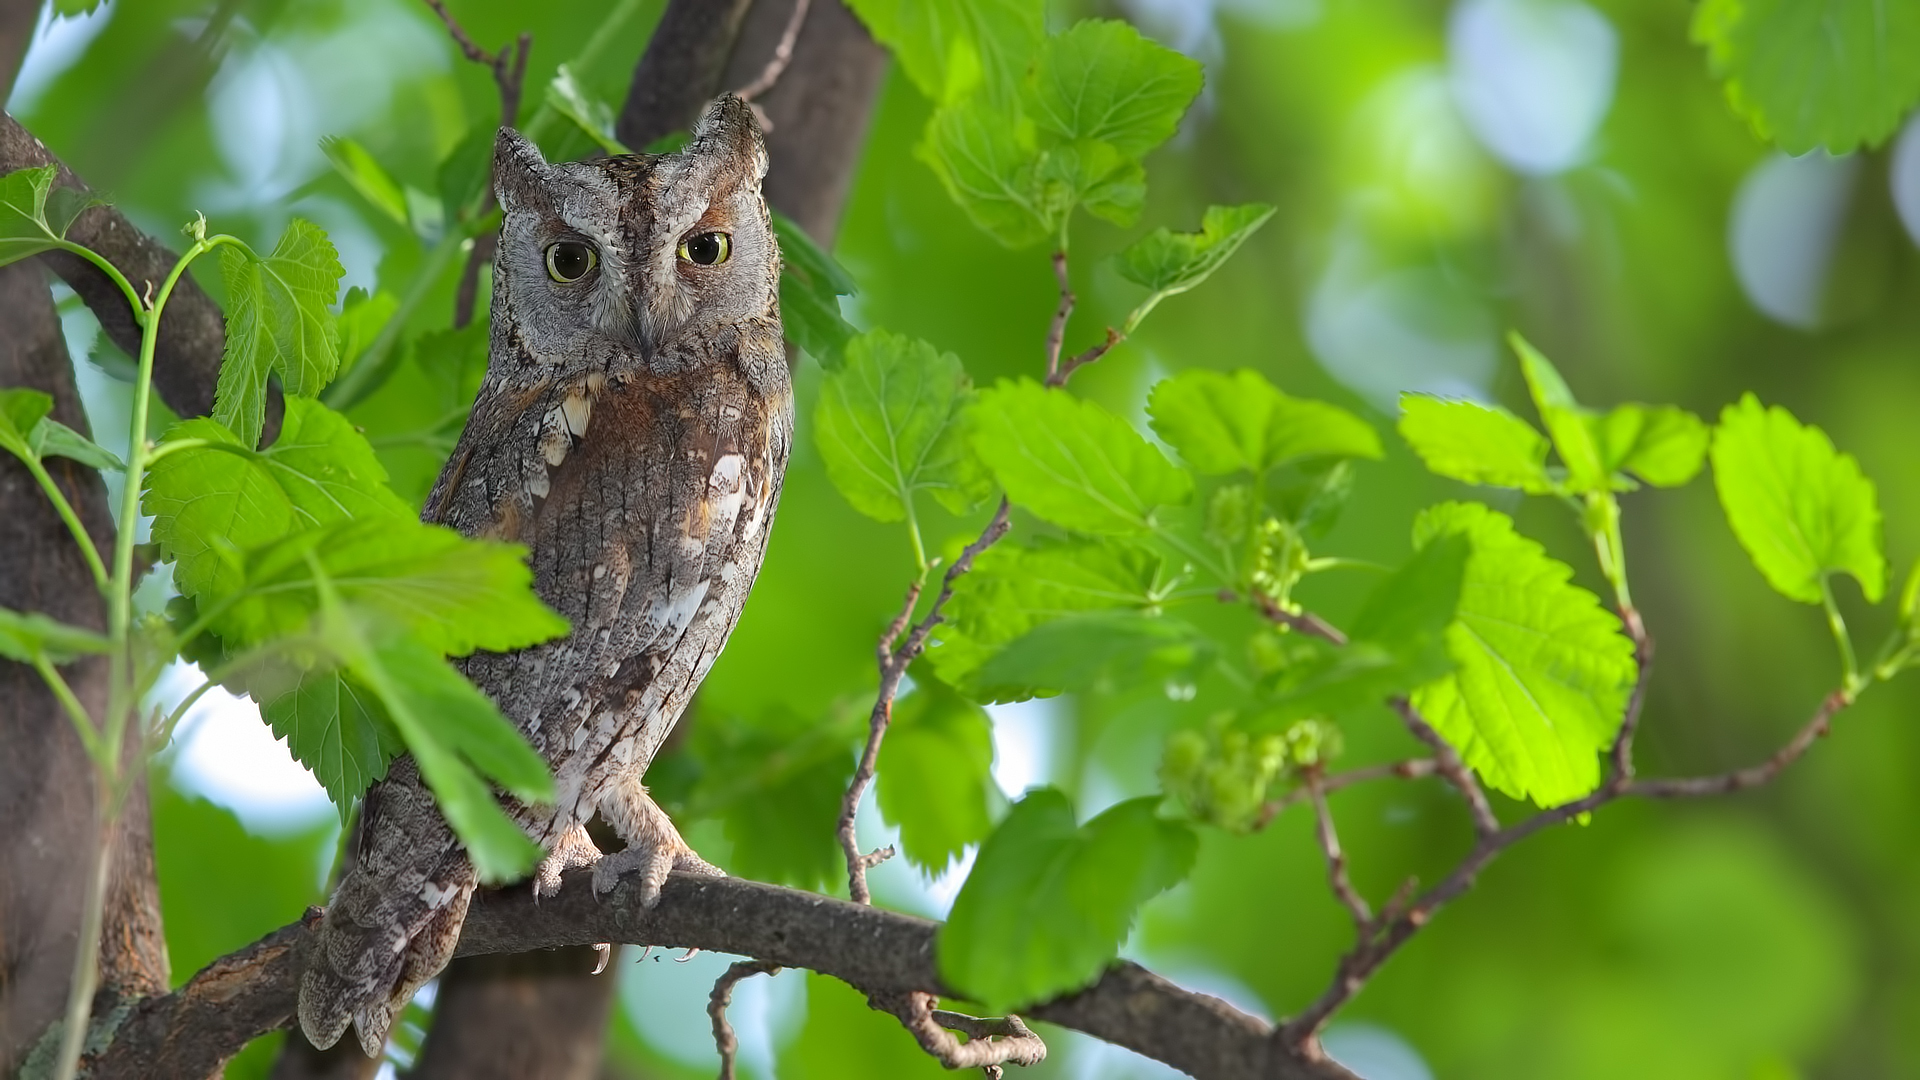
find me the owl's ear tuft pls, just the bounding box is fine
[494,127,552,208]
[689,94,768,186]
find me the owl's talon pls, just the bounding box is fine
[534,823,603,899]
[590,842,724,906]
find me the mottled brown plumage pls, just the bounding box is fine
[298,95,791,1056]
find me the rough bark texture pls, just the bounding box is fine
[0,259,166,1069]
[411,947,620,1080]
[82,872,1358,1080]
[0,112,228,420]
[722,0,889,243]
[0,0,36,105]
[613,0,756,152]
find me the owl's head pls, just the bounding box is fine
[491,95,778,371]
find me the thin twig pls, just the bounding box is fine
[870,991,1048,1071]
[1390,697,1498,837]
[1280,686,1854,1046]
[709,960,780,1080]
[836,502,1013,903]
[1306,771,1370,929]
[1046,327,1123,389]
[735,0,811,102]
[1606,614,1654,784]
[1251,594,1349,646]
[1255,759,1436,828]
[1044,251,1073,382]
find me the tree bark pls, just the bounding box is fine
[0,259,167,1069]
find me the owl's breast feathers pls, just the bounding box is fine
[427,353,791,824]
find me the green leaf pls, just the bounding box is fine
[1114,203,1275,329]
[144,396,412,603]
[215,220,346,448]
[320,137,409,228]
[0,165,100,267]
[690,708,856,890]
[916,99,1054,249]
[218,518,569,655]
[337,287,399,376]
[843,0,1045,105]
[771,212,858,367]
[973,611,1210,701]
[970,378,1192,535]
[1511,333,1607,492]
[814,329,991,522]
[547,63,632,156]
[1147,369,1380,476]
[1410,502,1637,807]
[1026,19,1203,159]
[0,387,54,461]
[940,790,1195,1011]
[1710,393,1885,604]
[30,417,124,472]
[326,613,550,883]
[261,668,397,815]
[0,605,111,663]
[1254,534,1468,726]
[876,678,995,871]
[930,537,1168,698]
[1692,0,1920,154]
[1398,394,1556,493]
[1595,403,1709,488]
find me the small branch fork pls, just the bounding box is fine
[734,0,812,104]
[709,960,781,1080]
[1262,606,1856,1054]
[1041,251,1126,389]
[422,0,531,329]
[869,991,1048,1076]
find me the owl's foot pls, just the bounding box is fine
[593,783,723,907]
[534,823,604,899]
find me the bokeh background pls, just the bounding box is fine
[16,0,1920,1076]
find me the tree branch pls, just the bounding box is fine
[81,871,1357,1080]
[709,959,779,1080]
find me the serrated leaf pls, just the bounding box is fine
[261,668,396,815]
[1509,333,1610,493]
[0,605,111,663]
[144,396,412,602]
[940,790,1195,1011]
[844,0,1045,105]
[321,136,409,228]
[218,518,568,655]
[1410,502,1636,807]
[916,99,1054,249]
[1148,369,1380,477]
[215,219,345,448]
[1692,0,1920,154]
[547,63,631,156]
[1595,403,1709,488]
[930,537,1167,698]
[771,212,858,367]
[972,610,1209,701]
[876,678,995,871]
[1115,203,1274,329]
[970,378,1192,535]
[814,329,991,522]
[1026,19,1203,159]
[1398,394,1556,493]
[1710,393,1885,604]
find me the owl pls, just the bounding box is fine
[297,95,792,1057]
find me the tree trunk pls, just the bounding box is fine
[409,2,886,1075]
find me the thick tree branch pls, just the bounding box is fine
[82,872,1357,1080]
[615,0,757,152]
[0,113,227,421]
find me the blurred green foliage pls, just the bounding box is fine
[15,0,1920,1075]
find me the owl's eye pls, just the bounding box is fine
[677,232,731,266]
[545,241,597,283]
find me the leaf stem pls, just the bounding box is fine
[50,812,113,1080]
[52,238,145,326]
[1819,576,1862,695]
[21,453,108,589]
[32,652,103,760]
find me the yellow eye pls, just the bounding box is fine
[545,241,596,282]
[677,232,731,266]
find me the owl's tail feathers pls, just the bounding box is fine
[297,877,475,1057]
